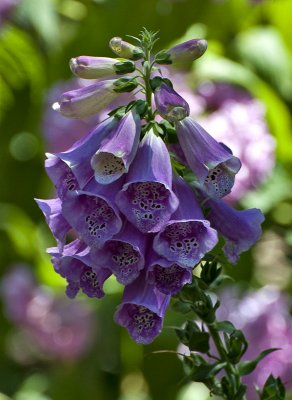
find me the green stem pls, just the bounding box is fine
[142,47,155,122]
[207,323,245,400]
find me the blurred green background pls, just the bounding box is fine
[0,0,292,399]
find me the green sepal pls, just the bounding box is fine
[200,260,222,287]
[107,105,127,118]
[172,300,192,314]
[113,77,138,93]
[134,99,148,117]
[238,348,280,376]
[131,48,144,60]
[114,60,136,74]
[149,76,173,91]
[155,50,172,65]
[259,374,286,400]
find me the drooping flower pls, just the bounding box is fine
[93,220,147,285]
[91,111,141,184]
[196,82,275,202]
[146,248,192,295]
[54,116,118,188]
[155,39,208,64]
[204,196,264,263]
[35,198,71,248]
[114,273,170,344]
[70,56,135,79]
[109,37,144,60]
[154,82,190,122]
[153,175,218,267]
[53,77,138,118]
[48,239,111,299]
[61,178,123,250]
[176,117,241,198]
[116,129,179,233]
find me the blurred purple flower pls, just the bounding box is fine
[0,0,20,26]
[1,265,94,361]
[217,286,292,398]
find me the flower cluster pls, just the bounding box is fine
[38,30,264,345]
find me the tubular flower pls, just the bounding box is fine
[146,249,192,295]
[204,196,265,263]
[176,117,241,198]
[93,220,147,286]
[70,56,135,79]
[154,83,190,122]
[61,178,123,250]
[116,129,179,233]
[55,117,118,188]
[91,111,141,184]
[153,175,218,267]
[48,239,111,299]
[114,273,170,344]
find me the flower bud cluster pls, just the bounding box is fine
[38,31,264,344]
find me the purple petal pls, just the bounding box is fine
[61,179,123,249]
[93,220,146,285]
[45,154,79,199]
[114,273,170,344]
[146,249,192,295]
[35,198,71,248]
[176,117,241,198]
[153,176,218,267]
[205,197,265,263]
[91,111,141,184]
[56,117,118,188]
[115,130,179,233]
[47,239,111,298]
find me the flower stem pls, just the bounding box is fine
[207,322,246,400]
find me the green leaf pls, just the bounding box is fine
[188,331,210,353]
[190,362,227,382]
[260,374,286,400]
[172,300,192,314]
[239,348,280,376]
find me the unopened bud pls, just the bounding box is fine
[154,83,190,122]
[70,56,135,79]
[109,37,144,60]
[156,39,208,64]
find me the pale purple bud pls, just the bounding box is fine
[156,39,208,64]
[53,79,122,118]
[154,83,190,122]
[114,273,170,344]
[70,56,135,79]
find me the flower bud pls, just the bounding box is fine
[109,37,144,60]
[155,39,208,64]
[70,56,136,79]
[53,79,120,118]
[154,82,190,122]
